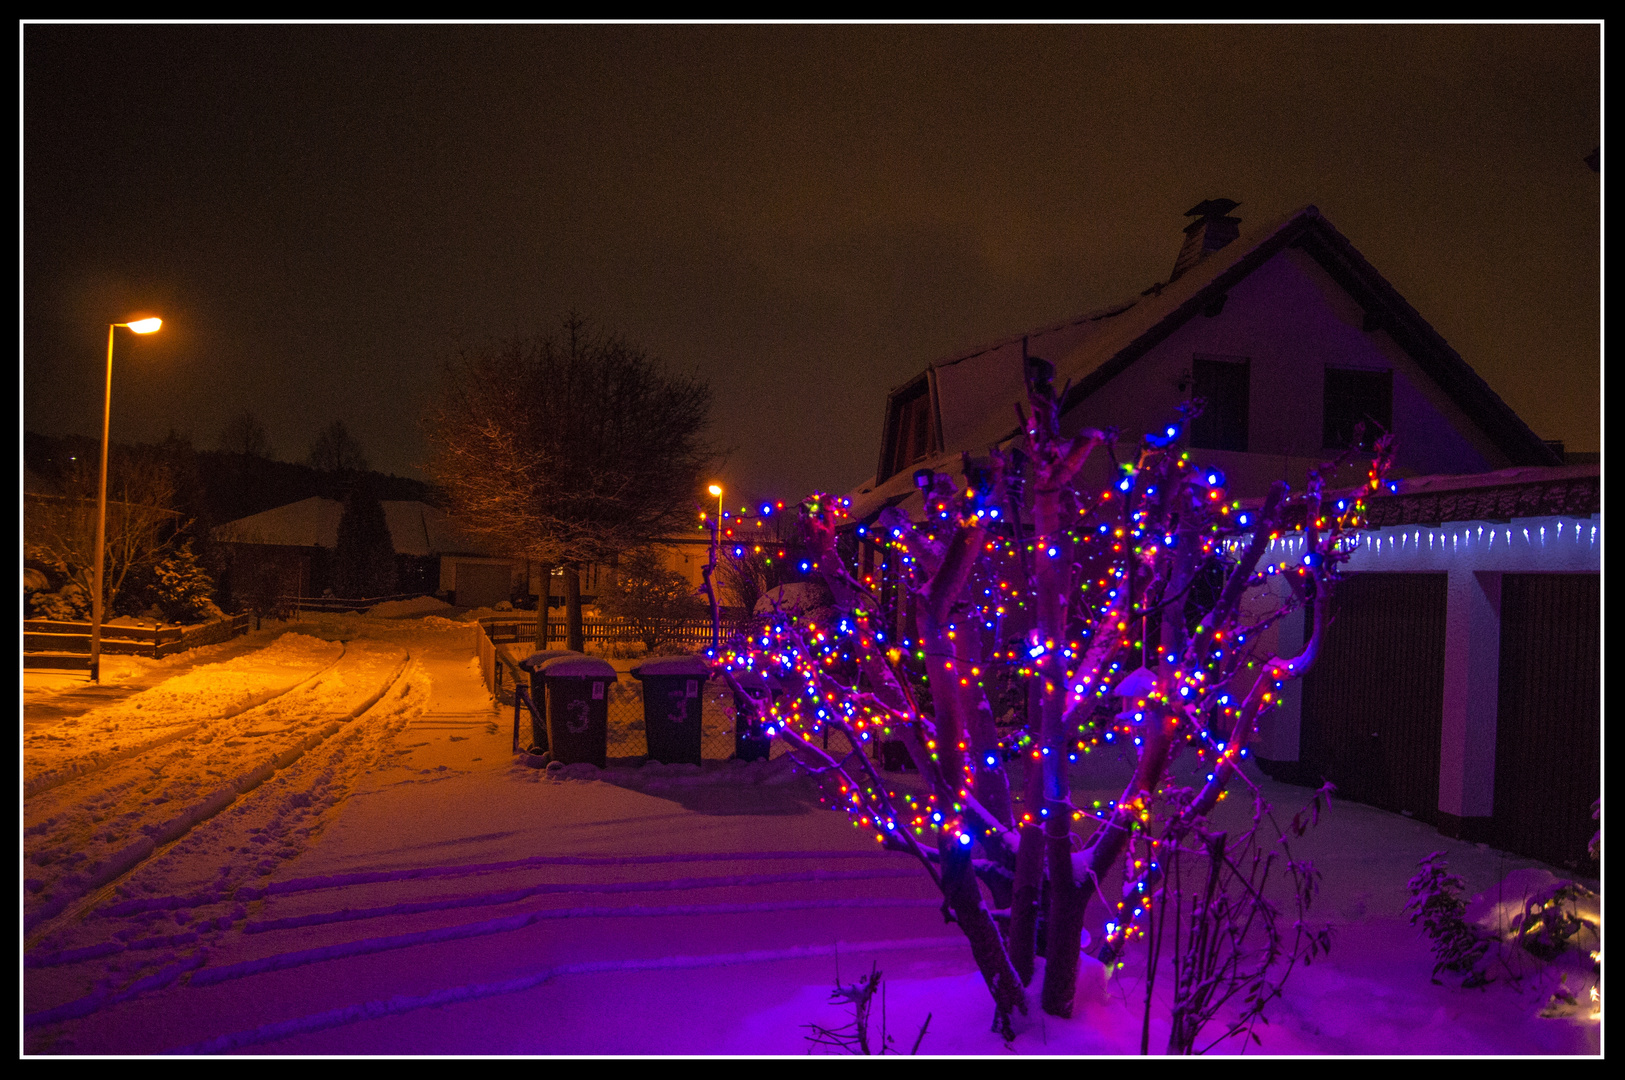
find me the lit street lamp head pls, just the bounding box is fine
[123,317,162,334]
[708,484,722,496]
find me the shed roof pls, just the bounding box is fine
[213,497,488,555]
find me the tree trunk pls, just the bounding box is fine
[941,841,1027,1040]
[534,561,554,651]
[1008,751,1047,983]
[565,563,584,653]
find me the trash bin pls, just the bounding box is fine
[516,649,582,753]
[535,654,616,767]
[629,655,709,766]
[729,668,780,763]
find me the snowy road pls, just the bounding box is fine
[21,613,1601,1055]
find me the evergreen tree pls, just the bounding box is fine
[333,478,396,598]
[150,540,224,623]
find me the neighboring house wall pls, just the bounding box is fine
[1058,247,1507,496]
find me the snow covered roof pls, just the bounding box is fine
[213,497,490,555]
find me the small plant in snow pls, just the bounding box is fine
[1404,852,1494,986]
[1513,880,1598,961]
[803,962,931,1055]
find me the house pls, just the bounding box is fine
[212,496,515,606]
[214,496,716,611]
[843,200,1598,870]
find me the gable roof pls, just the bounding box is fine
[849,206,1562,525]
[946,206,1558,470]
[856,206,1561,518]
[213,497,487,555]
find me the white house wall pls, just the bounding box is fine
[1058,247,1508,499]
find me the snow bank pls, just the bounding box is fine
[368,596,453,618]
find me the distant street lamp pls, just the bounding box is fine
[704,484,723,650]
[90,317,162,683]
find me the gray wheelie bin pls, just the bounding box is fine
[516,649,582,753]
[629,655,709,766]
[535,654,616,767]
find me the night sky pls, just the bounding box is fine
[23,23,1600,507]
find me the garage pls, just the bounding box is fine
[1492,573,1600,871]
[1299,572,1449,823]
[454,561,512,609]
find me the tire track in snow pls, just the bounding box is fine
[23,645,413,945]
[190,898,945,987]
[24,635,351,800]
[238,866,925,935]
[172,937,967,1053]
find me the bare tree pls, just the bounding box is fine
[307,420,370,474]
[717,356,1392,1044]
[24,450,185,619]
[422,314,716,650]
[217,409,274,459]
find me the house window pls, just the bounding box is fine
[1323,367,1392,450]
[881,377,935,480]
[1190,356,1250,452]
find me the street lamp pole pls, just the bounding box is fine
[90,317,161,683]
[703,484,723,651]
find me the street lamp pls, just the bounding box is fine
[704,484,723,650]
[90,317,162,683]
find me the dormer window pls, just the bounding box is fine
[879,374,937,482]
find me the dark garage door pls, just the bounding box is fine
[1300,573,1448,823]
[1493,573,1600,871]
[455,562,511,610]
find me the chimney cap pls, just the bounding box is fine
[1184,198,1241,218]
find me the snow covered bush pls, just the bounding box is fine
[31,582,91,622]
[712,356,1393,1041]
[148,541,224,623]
[595,547,707,652]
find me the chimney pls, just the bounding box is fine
[1169,199,1241,282]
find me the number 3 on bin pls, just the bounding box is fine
[567,698,591,734]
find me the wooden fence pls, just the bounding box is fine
[474,614,748,703]
[276,592,432,613]
[23,612,254,670]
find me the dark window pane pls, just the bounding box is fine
[1323,368,1391,450]
[883,383,933,479]
[1191,357,1249,451]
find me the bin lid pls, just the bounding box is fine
[536,654,618,679]
[630,655,710,679]
[518,649,582,674]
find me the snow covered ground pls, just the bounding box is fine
[21,612,1601,1056]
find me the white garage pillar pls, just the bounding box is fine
[1252,603,1305,765]
[1436,569,1501,840]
